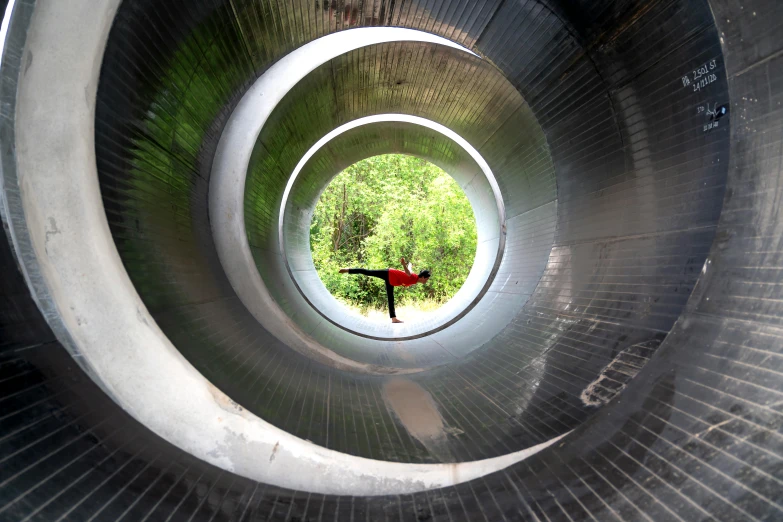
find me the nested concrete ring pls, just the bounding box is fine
[277,114,506,341]
[209,27,491,353]
[0,3,565,496]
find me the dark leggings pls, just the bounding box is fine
[348,268,395,318]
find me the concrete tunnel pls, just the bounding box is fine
[1,0,782,519]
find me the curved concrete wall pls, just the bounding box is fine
[279,117,504,342]
[2,0,782,520]
[0,1,558,495]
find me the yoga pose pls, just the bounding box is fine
[339,257,430,323]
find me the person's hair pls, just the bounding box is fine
[418,269,431,279]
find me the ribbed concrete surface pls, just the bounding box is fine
[92,0,726,466]
[1,0,782,519]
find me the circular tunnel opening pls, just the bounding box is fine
[4,0,781,519]
[273,113,509,346]
[11,0,730,477]
[310,153,478,324]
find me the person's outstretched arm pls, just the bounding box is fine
[400,257,412,275]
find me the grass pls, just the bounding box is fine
[335,298,445,323]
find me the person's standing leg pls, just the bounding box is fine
[385,280,396,319]
[347,269,397,319]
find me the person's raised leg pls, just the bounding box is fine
[341,268,386,278]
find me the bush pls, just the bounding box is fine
[310,154,477,309]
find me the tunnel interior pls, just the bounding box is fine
[273,116,507,345]
[2,0,783,520]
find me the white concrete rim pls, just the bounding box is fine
[0,4,569,497]
[209,28,483,360]
[0,0,17,68]
[278,114,506,341]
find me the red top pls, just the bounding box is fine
[388,269,418,287]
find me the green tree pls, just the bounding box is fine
[310,154,477,311]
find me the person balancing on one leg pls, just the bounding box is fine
[339,257,430,323]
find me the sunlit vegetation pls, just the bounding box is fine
[310,154,477,313]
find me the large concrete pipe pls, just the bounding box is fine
[1,0,781,520]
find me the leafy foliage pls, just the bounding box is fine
[310,154,477,310]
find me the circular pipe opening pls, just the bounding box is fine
[4,1,771,519]
[279,115,506,340]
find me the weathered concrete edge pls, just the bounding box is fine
[208,29,483,361]
[2,2,569,495]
